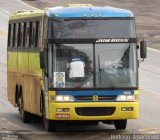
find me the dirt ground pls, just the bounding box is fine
[22,0,160,50]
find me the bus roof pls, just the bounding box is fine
[46,5,134,18]
[10,10,44,20]
[10,5,134,20]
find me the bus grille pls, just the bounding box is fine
[75,107,115,116]
[75,96,116,101]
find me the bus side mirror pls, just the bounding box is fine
[40,51,47,69]
[140,40,147,59]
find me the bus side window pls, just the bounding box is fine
[23,22,26,47]
[31,21,36,47]
[12,23,16,47]
[35,21,39,48]
[31,21,39,48]
[17,23,22,47]
[15,23,19,48]
[8,24,11,47]
[29,22,32,47]
[10,24,13,47]
[20,23,23,47]
[26,22,30,48]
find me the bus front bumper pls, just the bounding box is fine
[48,102,139,121]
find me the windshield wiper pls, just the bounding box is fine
[100,69,117,90]
[98,55,117,90]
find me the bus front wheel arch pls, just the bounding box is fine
[114,119,127,130]
[40,91,44,116]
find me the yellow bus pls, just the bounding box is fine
[7,4,147,132]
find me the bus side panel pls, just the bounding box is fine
[27,52,42,115]
[26,76,41,115]
[17,52,42,116]
[7,51,18,106]
[22,76,42,116]
[17,52,30,111]
[18,52,28,74]
[29,52,42,76]
[22,75,30,112]
[7,72,18,107]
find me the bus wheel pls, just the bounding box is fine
[44,119,57,132]
[114,119,127,130]
[18,96,31,123]
[42,101,57,132]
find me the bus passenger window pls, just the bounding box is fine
[10,24,13,47]
[31,22,35,47]
[20,23,23,47]
[8,24,11,47]
[29,22,32,47]
[35,21,39,47]
[23,22,26,47]
[15,23,19,47]
[17,23,22,47]
[12,23,16,47]
[26,22,30,48]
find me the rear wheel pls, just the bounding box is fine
[18,95,32,123]
[114,119,127,130]
[15,85,19,106]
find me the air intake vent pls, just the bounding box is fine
[75,107,115,116]
[75,95,116,101]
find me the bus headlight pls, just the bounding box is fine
[116,95,135,101]
[56,95,74,102]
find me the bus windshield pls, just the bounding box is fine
[95,43,137,89]
[48,19,136,39]
[47,18,137,89]
[48,43,137,89]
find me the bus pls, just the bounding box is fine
[7,4,147,132]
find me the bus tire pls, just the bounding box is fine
[44,119,57,132]
[114,119,127,130]
[41,96,57,132]
[15,85,19,106]
[19,94,31,123]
